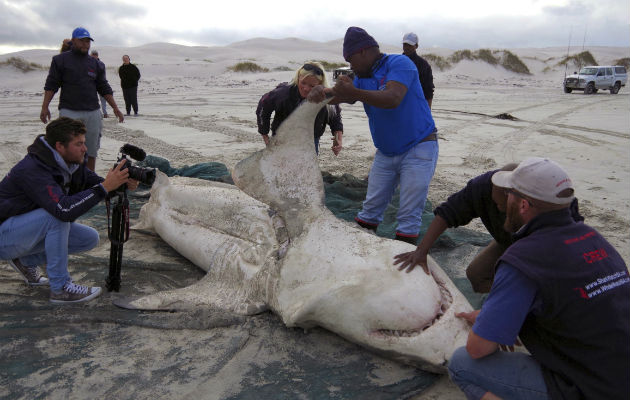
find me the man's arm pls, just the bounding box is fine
[454,310,500,358]
[331,75,407,109]
[103,94,124,122]
[456,264,538,359]
[16,160,130,222]
[40,90,55,123]
[394,214,448,274]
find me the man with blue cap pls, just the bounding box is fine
[40,27,125,171]
[312,27,438,245]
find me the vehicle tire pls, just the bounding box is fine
[593,89,598,93]
[584,83,595,94]
[610,82,621,94]
[564,86,572,93]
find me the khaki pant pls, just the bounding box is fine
[466,240,506,293]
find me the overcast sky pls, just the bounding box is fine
[1,0,628,55]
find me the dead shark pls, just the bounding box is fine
[116,100,473,373]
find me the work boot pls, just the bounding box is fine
[395,233,419,246]
[50,281,102,304]
[355,217,378,232]
[8,259,49,286]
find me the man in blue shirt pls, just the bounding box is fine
[448,157,630,400]
[319,27,438,244]
[41,27,124,171]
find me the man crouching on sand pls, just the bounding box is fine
[448,157,630,399]
[0,117,138,304]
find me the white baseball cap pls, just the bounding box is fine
[402,32,418,46]
[492,157,575,205]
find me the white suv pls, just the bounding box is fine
[563,66,627,94]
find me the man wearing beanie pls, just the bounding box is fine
[325,26,438,244]
[448,157,630,400]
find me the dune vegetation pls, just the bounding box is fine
[227,61,269,73]
[613,57,630,69]
[421,49,531,74]
[0,57,45,72]
[557,51,597,69]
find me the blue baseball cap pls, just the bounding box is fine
[72,27,93,41]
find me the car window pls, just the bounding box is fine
[597,69,604,76]
[615,67,627,74]
[606,68,613,75]
[580,67,598,75]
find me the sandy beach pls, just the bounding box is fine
[1,39,628,399]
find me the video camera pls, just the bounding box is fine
[106,144,156,292]
[113,144,156,187]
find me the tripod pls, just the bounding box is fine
[105,185,130,292]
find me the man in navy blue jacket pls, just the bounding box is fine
[448,157,629,400]
[0,117,136,303]
[40,27,124,172]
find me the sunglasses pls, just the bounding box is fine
[302,63,324,76]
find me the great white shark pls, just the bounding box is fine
[116,100,473,373]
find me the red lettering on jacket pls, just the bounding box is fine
[564,231,596,245]
[583,248,608,264]
[46,185,59,203]
[573,287,589,299]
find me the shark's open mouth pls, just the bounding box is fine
[373,273,453,338]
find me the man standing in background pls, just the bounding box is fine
[41,27,124,171]
[90,50,109,118]
[402,32,434,109]
[118,55,141,116]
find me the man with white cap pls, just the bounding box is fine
[448,157,630,399]
[402,32,434,108]
[41,27,125,171]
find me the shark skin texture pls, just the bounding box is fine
[116,100,473,373]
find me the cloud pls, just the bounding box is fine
[0,0,145,47]
[1,0,628,51]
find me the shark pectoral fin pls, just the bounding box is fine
[112,274,269,316]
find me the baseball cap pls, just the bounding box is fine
[402,32,418,46]
[491,157,575,205]
[72,27,93,41]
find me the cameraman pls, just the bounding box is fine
[0,117,138,304]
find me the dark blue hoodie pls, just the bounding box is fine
[44,48,114,111]
[0,135,107,223]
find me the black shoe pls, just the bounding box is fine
[355,217,378,232]
[395,233,418,245]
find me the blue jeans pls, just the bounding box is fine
[0,209,99,292]
[357,139,438,236]
[448,347,550,400]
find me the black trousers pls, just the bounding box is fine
[122,86,138,115]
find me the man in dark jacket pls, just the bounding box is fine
[0,117,135,303]
[402,32,434,108]
[41,27,124,172]
[394,163,583,292]
[118,55,141,116]
[448,157,630,400]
